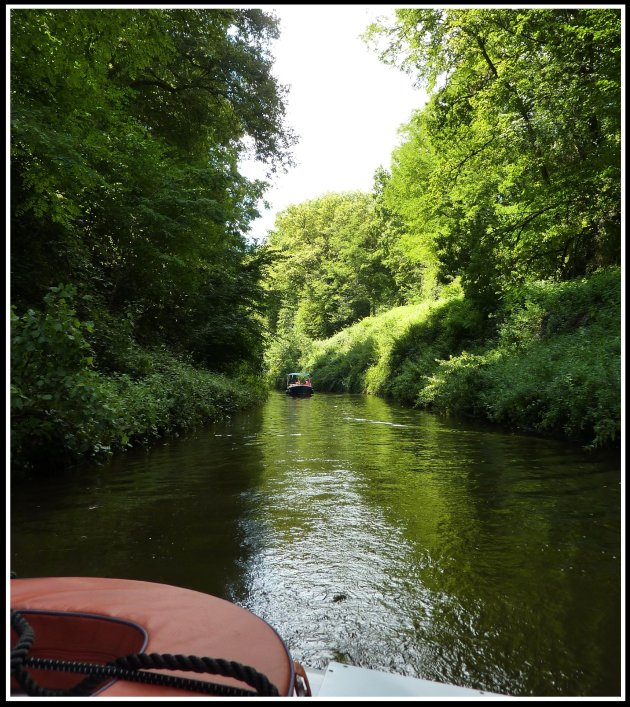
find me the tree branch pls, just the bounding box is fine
[469,31,551,184]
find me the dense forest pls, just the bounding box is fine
[10,8,621,472]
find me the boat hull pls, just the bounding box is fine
[286,385,313,397]
[10,576,295,697]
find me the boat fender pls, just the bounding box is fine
[11,576,297,697]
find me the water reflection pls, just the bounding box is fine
[11,392,621,696]
[230,394,621,696]
[11,407,269,598]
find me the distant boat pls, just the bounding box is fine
[286,372,314,397]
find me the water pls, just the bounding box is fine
[10,392,622,696]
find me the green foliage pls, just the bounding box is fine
[11,285,117,468]
[304,305,414,394]
[83,302,156,378]
[264,192,399,341]
[11,8,293,379]
[306,329,378,394]
[302,289,482,400]
[366,9,621,309]
[482,332,620,447]
[107,354,267,446]
[263,312,314,388]
[10,9,291,470]
[497,266,620,343]
[417,267,621,447]
[373,123,441,303]
[417,351,499,417]
[288,268,620,448]
[384,297,486,404]
[11,288,267,473]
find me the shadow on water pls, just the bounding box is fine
[10,405,268,599]
[10,392,621,696]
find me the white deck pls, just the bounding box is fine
[305,662,504,698]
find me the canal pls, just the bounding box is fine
[10,392,622,696]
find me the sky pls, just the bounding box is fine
[239,5,428,242]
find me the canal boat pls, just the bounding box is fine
[11,576,499,697]
[286,372,314,397]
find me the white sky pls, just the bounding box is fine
[240,5,427,242]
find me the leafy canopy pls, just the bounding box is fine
[365,8,621,309]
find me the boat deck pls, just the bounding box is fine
[304,662,504,697]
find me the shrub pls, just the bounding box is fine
[11,284,116,469]
[483,328,621,446]
[11,285,268,473]
[296,267,620,448]
[416,268,621,447]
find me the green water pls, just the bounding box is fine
[10,392,622,696]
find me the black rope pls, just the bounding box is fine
[22,657,261,697]
[11,610,279,697]
[10,611,47,697]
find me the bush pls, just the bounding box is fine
[417,350,500,417]
[109,354,267,445]
[11,284,117,469]
[11,285,268,473]
[482,329,621,446]
[292,267,620,448]
[497,266,620,345]
[309,334,377,393]
[304,294,486,403]
[416,268,621,447]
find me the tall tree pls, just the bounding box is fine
[265,192,397,340]
[11,8,295,372]
[373,118,441,303]
[366,8,621,309]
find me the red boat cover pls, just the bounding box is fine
[11,576,295,697]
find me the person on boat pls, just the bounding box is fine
[305,378,311,386]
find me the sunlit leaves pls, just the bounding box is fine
[11,8,293,374]
[265,192,397,341]
[367,8,621,308]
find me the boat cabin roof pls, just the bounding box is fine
[287,372,310,377]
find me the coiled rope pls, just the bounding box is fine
[10,610,279,697]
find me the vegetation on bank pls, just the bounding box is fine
[11,8,621,468]
[263,9,620,449]
[417,268,621,447]
[10,9,290,472]
[11,285,268,472]
[266,267,620,449]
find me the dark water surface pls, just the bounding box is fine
[11,392,621,696]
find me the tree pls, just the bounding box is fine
[373,120,442,303]
[264,192,398,340]
[11,8,295,374]
[366,8,621,309]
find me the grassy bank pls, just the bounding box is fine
[271,267,621,448]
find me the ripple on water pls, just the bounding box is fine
[10,392,621,697]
